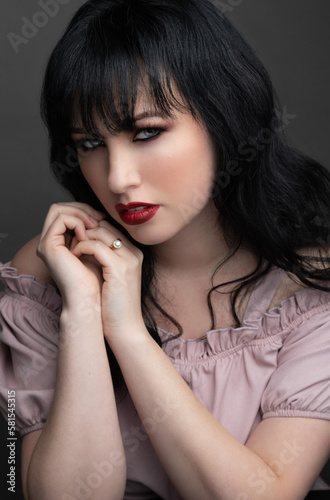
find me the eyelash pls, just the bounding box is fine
[75,127,165,153]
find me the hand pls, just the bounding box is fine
[37,202,106,305]
[70,220,147,343]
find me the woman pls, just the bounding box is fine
[0,0,329,498]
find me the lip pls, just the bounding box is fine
[115,202,160,226]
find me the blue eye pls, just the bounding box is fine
[134,128,163,141]
[76,138,104,152]
[74,127,163,152]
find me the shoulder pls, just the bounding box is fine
[268,273,306,310]
[269,246,330,309]
[10,235,56,286]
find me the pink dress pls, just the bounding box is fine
[0,262,329,499]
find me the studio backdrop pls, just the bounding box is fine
[1,1,329,499]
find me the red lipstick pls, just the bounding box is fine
[115,202,160,225]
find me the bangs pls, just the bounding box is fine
[46,0,198,140]
[43,0,273,156]
[71,54,189,137]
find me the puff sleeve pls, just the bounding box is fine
[0,263,61,436]
[261,293,330,420]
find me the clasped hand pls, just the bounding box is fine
[37,202,146,343]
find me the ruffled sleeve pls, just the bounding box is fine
[0,263,62,436]
[261,290,330,420]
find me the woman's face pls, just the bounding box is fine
[71,94,219,246]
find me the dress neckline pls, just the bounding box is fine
[158,267,285,341]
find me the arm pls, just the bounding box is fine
[27,299,125,500]
[68,219,330,500]
[111,334,330,500]
[21,431,41,500]
[17,204,126,500]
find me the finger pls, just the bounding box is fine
[54,202,106,221]
[86,226,140,258]
[71,238,143,278]
[86,227,121,247]
[69,234,79,251]
[97,220,140,253]
[40,203,105,240]
[71,239,119,267]
[38,214,90,257]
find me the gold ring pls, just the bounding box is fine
[110,238,122,250]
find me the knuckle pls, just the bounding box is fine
[73,202,93,213]
[135,249,144,263]
[98,227,110,238]
[99,220,112,230]
[36,244,42,258]
[128,253,142,269]
[94,240,104,250]
[49,203,59,213]
[57,212,68,224]
[49,202,65,218]
[36,239,49,259]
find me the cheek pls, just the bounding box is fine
[148,134,216,201]
[79,155,110,195]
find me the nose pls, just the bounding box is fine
[106,141,142,194]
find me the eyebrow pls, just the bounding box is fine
[70,111,166,134]
[134,110,164,121]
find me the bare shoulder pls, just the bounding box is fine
[298,245,330,260]
[10,235,55,286]
[269,274,306,310]
[269,245,330,309]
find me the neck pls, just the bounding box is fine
[152,202,247,278]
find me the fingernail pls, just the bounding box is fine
[90,216,99,225]
[93,210,106,219]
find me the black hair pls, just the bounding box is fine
[41,0,330,388]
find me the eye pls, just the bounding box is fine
[75,138,104,152]
[134,128,163,141]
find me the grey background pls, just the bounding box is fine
[1,1,329,498]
